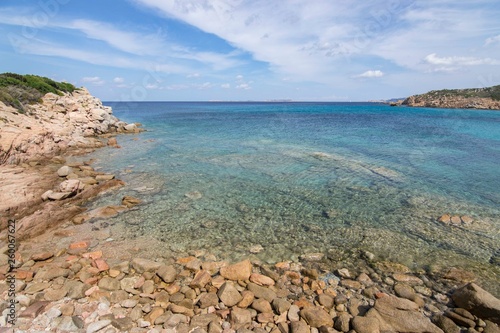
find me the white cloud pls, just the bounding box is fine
[485,34,500,46]
[82,76,105,85]
[71,19,164,56]
[221,83,231,89]
[113,77,125,83]
[187,73,201,78]
[424,53,500,66]
[355,70,384,78]
[236,83,251,90]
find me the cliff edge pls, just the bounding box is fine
[402,85,500,110]
[0,75,139,164]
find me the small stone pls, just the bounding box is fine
[57,165,73,177]
[57,316,84,331]
[230,307,252,330]
[122,195,142,208]
[252,298,273,313]
[337,268,351,278]
[220,260,252,281]
[352,316,380,333]
[334,313,351,332]
[250,245,264,254]
[250,273,275,286]
[156,264,177,283]
[300,306,334,328]
[273,298,292,315]
[142,280,155,294]
[31,252,54,261]
[132,258,162,273]
[450,215,462,225]
[317,294,335,309]
[300,253,325,262]
[247,282,277,302]
[121,299,138,308]
[290,320,311,333]
[199,293,220,309]
[288,304,301,322]
[432,314,460,333]
[438,214,451,223]
[98,277,120,291]
[217,282,243,307]
[190,270,212,289]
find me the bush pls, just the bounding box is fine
[0,73,77,112]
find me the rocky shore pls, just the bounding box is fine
[402,86,500,110]
[1,88,499,332]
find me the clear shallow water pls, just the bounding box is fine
[85,102,499,291]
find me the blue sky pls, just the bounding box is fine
[1,0,499,101]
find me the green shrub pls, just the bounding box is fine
[0,73,77,112]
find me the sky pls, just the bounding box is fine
[0,0,499,102]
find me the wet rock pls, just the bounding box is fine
[218,282,243,307]
[300,253,325,262]
[220,260,252,281]
[122,195,142,208]
[452,283,500,324]
[300,306,334,328]
[185,191,203,199]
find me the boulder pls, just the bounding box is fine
[452,283,500,324]
[367,295,443,333]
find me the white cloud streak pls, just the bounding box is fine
[355,70,384,78]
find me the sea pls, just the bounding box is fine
[83,102,500,293]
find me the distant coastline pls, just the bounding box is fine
[398,85,500,110]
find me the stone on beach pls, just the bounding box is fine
[452,283,500,324]
[57,165,73,177]
[220,259,252,281]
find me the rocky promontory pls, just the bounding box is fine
[0,74,140,239]
[402,85,500,110]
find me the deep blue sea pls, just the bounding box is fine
[85,102,499,290]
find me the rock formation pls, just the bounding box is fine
[402,86,500,110]
[0,87,140,165]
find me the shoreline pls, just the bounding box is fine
[1,93,499,331]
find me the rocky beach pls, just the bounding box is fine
[1,87,500,333]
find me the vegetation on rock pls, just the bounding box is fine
[418,85,500,101]
[0,73,77,112]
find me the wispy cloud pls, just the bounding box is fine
[82,76,105,85]
[354,70,384,78]
[424,53,500,66]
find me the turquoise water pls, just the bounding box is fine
[86,102,499,290]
